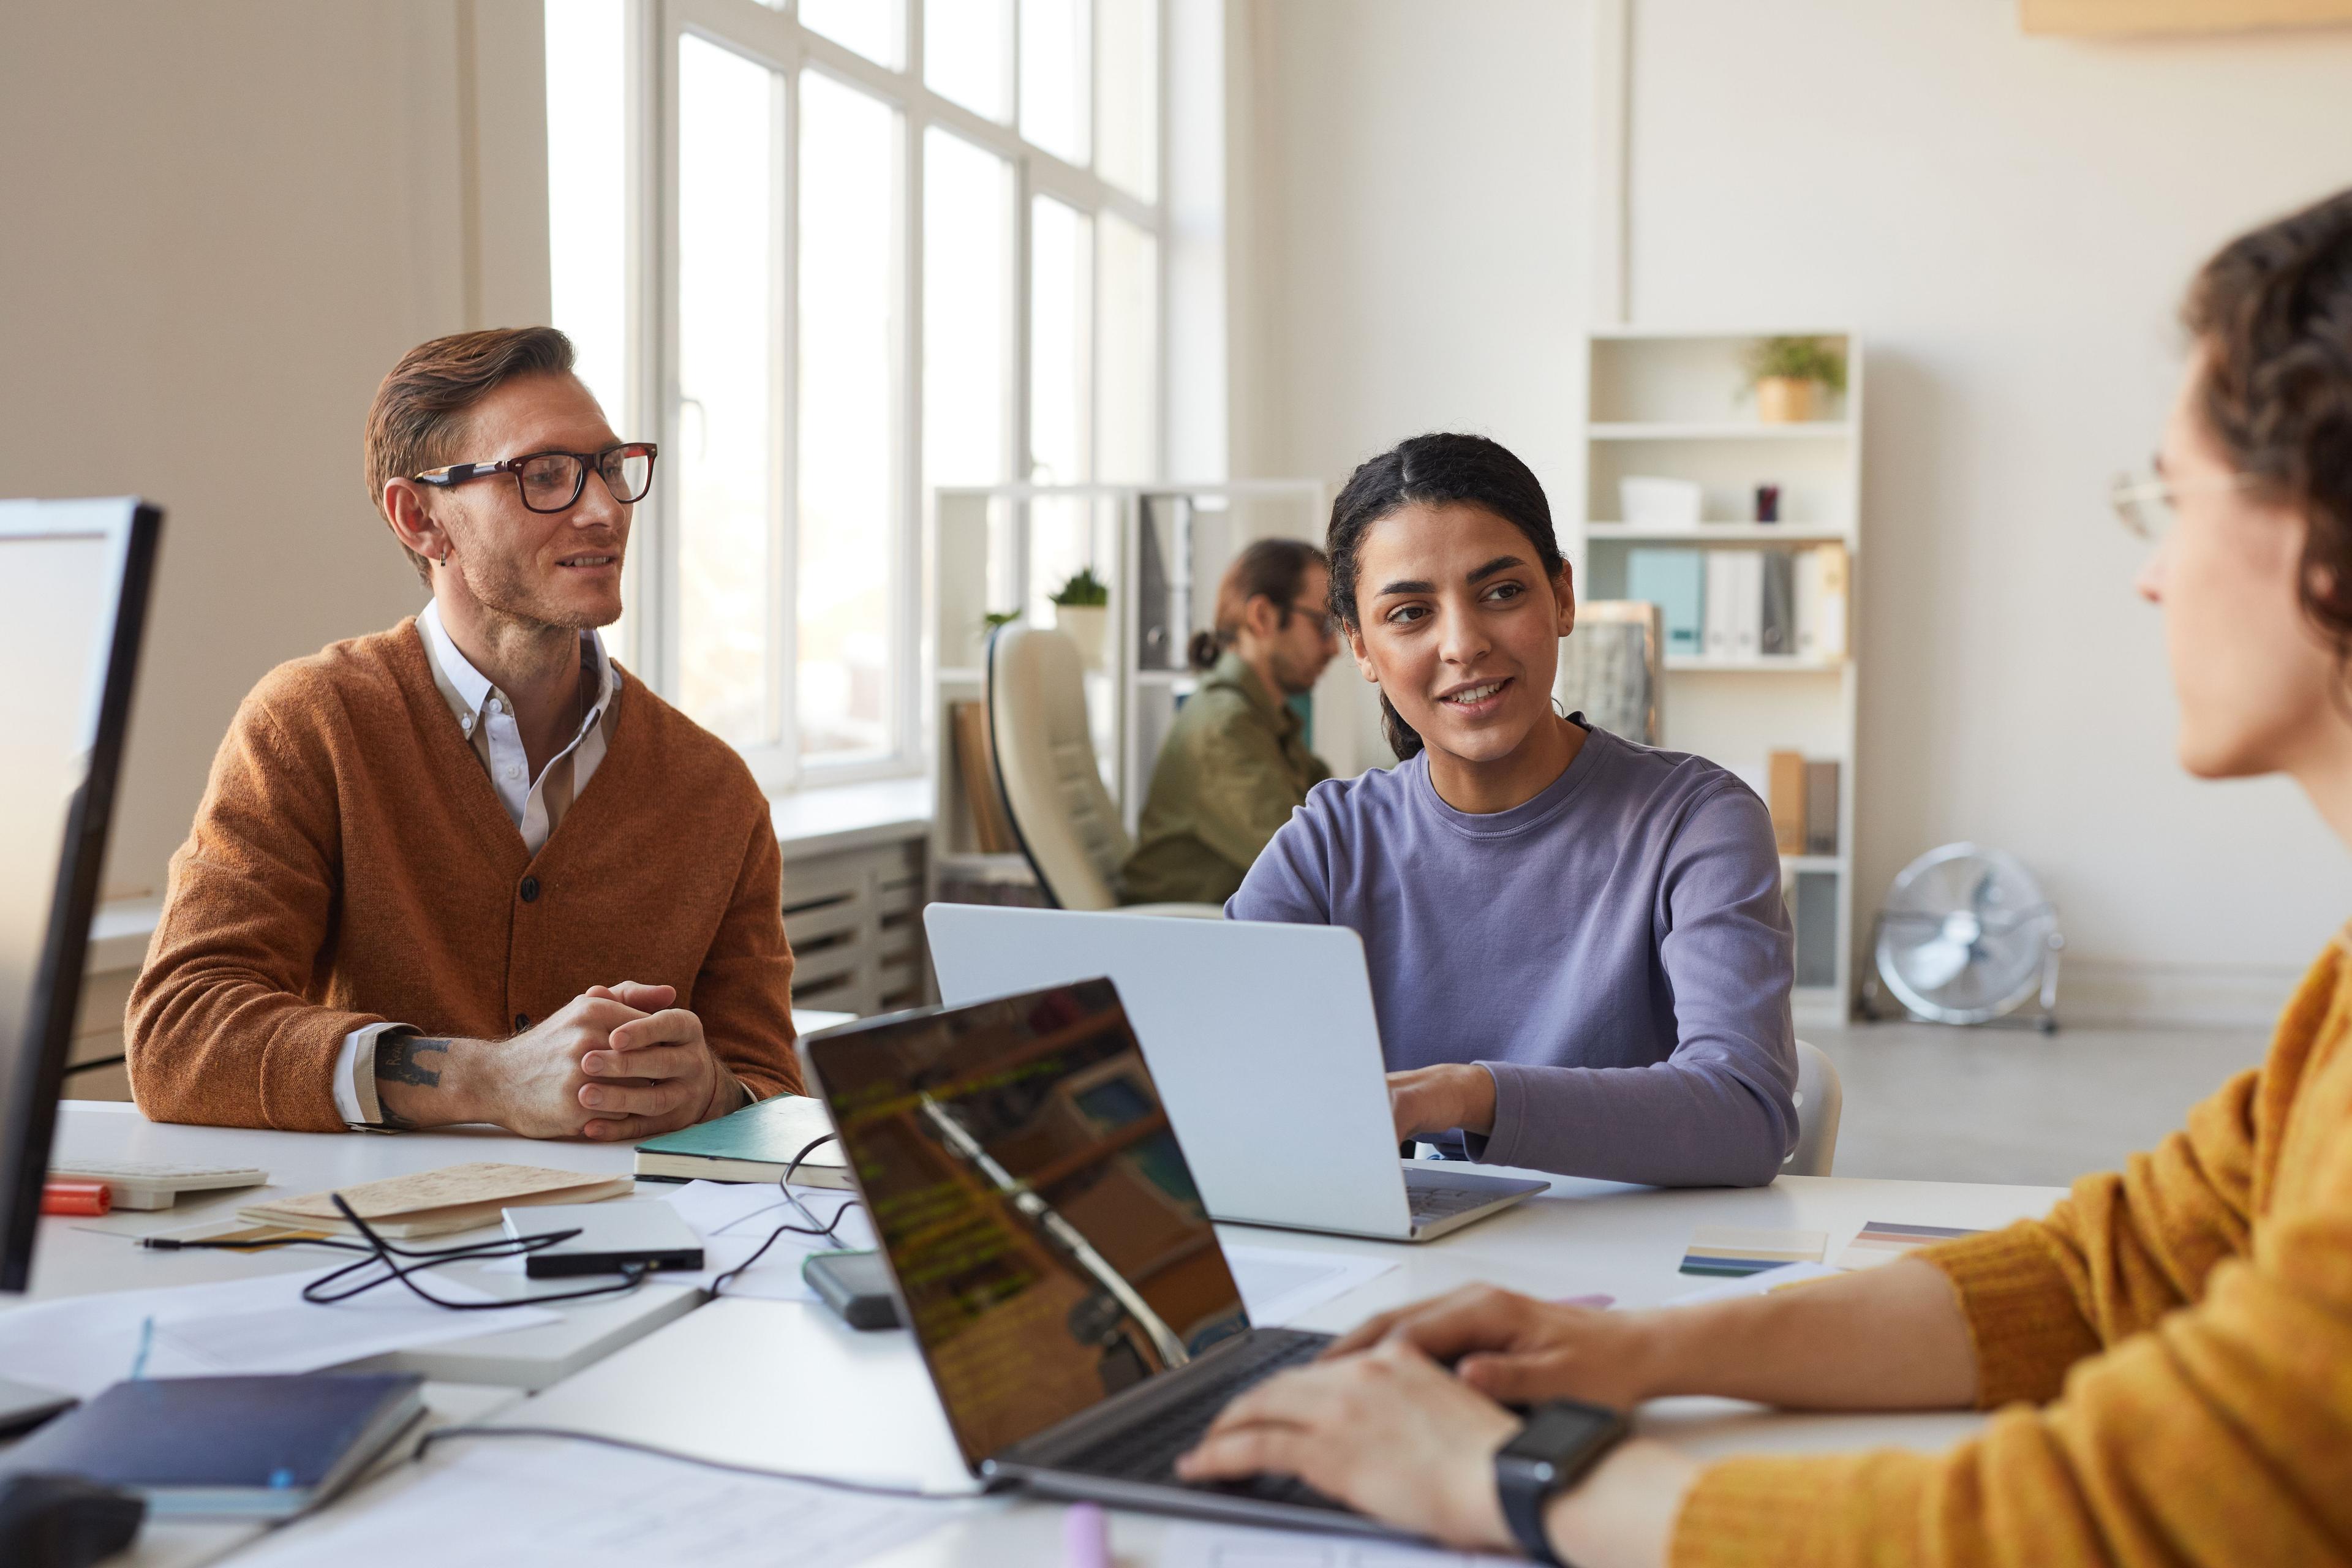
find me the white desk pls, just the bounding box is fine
[20,1105,2066,1566]
[472,1167,2062,1567]
[23,1104,699,1390]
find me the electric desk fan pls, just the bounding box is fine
[1862,842,2064,1033]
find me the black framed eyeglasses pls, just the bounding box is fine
[415,442,658,513]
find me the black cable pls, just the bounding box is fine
[412,1424,986,1501]
[143,1193,653,1310]
[709,1133,865,1297]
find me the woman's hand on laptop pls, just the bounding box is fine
[1175,1338,1521,1551]
[1180,1327,1697,1567]
[1386,1063,1498,1144]
[1325,1284,1658,1410]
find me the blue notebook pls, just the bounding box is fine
[0,1374,423,1518]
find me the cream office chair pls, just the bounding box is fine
[1781,1039,1844,1177]
[984,625,1219,916]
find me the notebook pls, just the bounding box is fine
[633,1095,851,1189]
[237,1163,633,1238]
[0,1374,423,1518]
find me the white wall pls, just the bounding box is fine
[1232,0,2352,1022]
[1228,0,1591,774]
[1626,2,2352,1020]
[0,1,551,902]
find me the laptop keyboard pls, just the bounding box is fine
[1406,1180,1507,1226]
[1060,1330,1344,1509]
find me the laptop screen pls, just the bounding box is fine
[807,979,1248,1466]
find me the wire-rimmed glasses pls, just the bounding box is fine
[415,442,658,514]
[2110,466,2255,542]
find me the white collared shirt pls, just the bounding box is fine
[330,601,625,1128]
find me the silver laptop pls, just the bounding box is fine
[924,905,1548,1242]
[797,981,1400,1536]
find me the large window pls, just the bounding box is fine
[546,0,1164,788]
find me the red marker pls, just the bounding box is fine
[41,1180,112,1216]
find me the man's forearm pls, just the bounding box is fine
[1632,1257,1978,1411]
[374,1033,484,1129]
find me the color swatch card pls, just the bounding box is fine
[1679,1225,1828,1278]
[1836,1219,1983,1270]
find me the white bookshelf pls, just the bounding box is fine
[927,482,1328,884]
[1570,327,1864,1028]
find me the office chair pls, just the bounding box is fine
[983,625,1218,917]
[1781,1039,1844,1177]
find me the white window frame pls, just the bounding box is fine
[594,0,1169,792]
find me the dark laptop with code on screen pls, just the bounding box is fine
[796,981,1405,1537]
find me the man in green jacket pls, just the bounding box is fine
[1120,540,1339,906]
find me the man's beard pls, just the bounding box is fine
[454,546,620,633]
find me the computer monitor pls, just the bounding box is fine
[0,499,161,1294]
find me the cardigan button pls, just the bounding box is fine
[519,875,541,903]
[515,1012,530,1031]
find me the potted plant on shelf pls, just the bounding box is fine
[1049,568,1110,668]
[1742,336,1846,424]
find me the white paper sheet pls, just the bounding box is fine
[0,1267,558,1397]
[1223,1245,1397,1329]
[1161,1518,1516,1567]
[230,1436,958,1568]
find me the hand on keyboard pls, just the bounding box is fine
[1174,1338,1525,1553]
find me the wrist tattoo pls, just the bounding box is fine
[377,1034,450,1090]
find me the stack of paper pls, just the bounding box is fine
[1836,1219,1982,1270]
[1667,1260,1844,1306]
[239,1163,634,1239]
[1678,1225,1828,1278]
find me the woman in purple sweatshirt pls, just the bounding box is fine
[1227,433,1798,1186]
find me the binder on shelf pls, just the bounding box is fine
[1703,551,1739,658]
[1759,551,1796,657]
[1767,749,1807,854]
[1805,760,1840,855]
[1627,549,1705,655]
[1795,544,1850,661]
[1728,551,1763,661]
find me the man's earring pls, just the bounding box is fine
[439,549,450,567]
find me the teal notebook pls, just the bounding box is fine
[633,1095,852,1189]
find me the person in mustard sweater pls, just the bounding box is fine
[1176,189,2352,1566]
[127,326,800,1139]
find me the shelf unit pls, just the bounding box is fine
[927,482,1329,885]
[1570,327,1864,1028]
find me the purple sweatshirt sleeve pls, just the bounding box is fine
[1466,782,1798,1186]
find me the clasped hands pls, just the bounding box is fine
[1177,1286,1697,1564]
[376,980,739,1140]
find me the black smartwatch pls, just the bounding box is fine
[1493,1400,1630,1566]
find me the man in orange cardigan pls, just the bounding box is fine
[127,327,800,1139]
